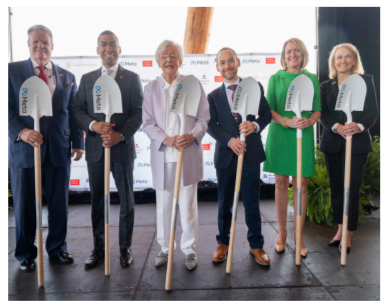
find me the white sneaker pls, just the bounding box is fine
[155,251,168,268]
[184,254,197,271]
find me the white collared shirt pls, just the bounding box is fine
[30,58,56,97]
[163,74,180,163]
[101,62,119,79]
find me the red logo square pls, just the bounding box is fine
[202,144,210,150]
[70,179,80,185]
[143,61,153,67]
[215,76,224,82]
[266,58,276,64]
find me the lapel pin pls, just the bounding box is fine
[120,76,123,79]
[59,74,63,77]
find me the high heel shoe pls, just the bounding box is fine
[275,230,287,253]
[293,231,307,258]
[328,239,340,246]
[339,232,352,254]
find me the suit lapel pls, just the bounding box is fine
[19,58,35,81]
[331,77,338,103]
[157,75,168,131]
[114,65,124,89]
[51,61,63,102]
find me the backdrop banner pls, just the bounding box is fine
[52,53,280,191]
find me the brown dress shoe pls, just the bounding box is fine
[212,243,228,262]
[249,248,270,266]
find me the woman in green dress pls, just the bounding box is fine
[263,38,321,257]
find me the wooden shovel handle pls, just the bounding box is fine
[166,151,184,290]
[226,153,244,274]
[34,146,44,287]
[296,138,302,265]
[341,138,352,266]
[104,148,110,276]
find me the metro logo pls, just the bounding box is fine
[202,144,210,150]
[215,76,224,82]
[70,179,80,185]
[266,58,276,64]
[143,61,152,67]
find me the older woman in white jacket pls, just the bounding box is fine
[142,40,210,270]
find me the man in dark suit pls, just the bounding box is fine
[207,47,272,266]
[8,25,84,272]
[72,30,143,269]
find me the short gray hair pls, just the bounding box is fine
[155,40,184,65]
[27,25,53,44]
[216,47,238,65]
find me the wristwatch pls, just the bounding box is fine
[190,133,196,141]
[120,133,125,141]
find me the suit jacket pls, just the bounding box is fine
[319,74,378,154]
[72,65,143,163]
[8,58,84,168]
[142,74,210,190]
[207,79,272,169]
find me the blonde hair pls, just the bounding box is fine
[328,43,364,79]
[280,38,309,70]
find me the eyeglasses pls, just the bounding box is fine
[160,53,178,59]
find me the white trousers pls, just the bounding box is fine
[156,162,198,255]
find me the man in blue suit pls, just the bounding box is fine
[207,47,272,266]
[8,25,84,272]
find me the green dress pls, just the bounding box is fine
[263,69,321,177]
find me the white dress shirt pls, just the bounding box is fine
[331,84,364,133]
[89,63,120,133]
[31,58,56,97]
[163,74,180,163]
[223,77,259,147]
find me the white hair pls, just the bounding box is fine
[27,25,53,44]
[155,40,184,65]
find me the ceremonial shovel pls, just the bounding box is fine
[93,75,123,276]
[334,74,366,266]
[19,76,53,287]
[285,74,314,265]
[165,75,201,291]
[226,77,261,274]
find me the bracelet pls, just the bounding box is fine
[310,118,316,125]
[281,117,289,128]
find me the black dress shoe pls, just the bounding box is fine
[19,258,36,272]
[50,251,74,264]
[120,248,133,268]
[84,250,104,270]
[328,239,340,246]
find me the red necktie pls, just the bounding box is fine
[228,84,238,122]
[37,66,48,84]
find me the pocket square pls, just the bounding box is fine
[67,82,74,89]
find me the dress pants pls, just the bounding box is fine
[10,147,70,261]
[87,156,134,251]
[156,162,198,255]
[324,148,368,231]
[216,155,264,249]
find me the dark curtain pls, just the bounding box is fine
[317,7,380,138]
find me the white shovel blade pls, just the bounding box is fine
[19,76,52,118]
[170,75,201,118]
[93,75,123,116]
[285,74,314,117]
[335,74,366,113]
[232,76,261,119]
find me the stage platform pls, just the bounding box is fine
[8,197,380,301]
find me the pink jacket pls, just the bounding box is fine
[142,74,210,190]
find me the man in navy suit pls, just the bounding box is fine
[8,25,84,272]
[207,47,272,266]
